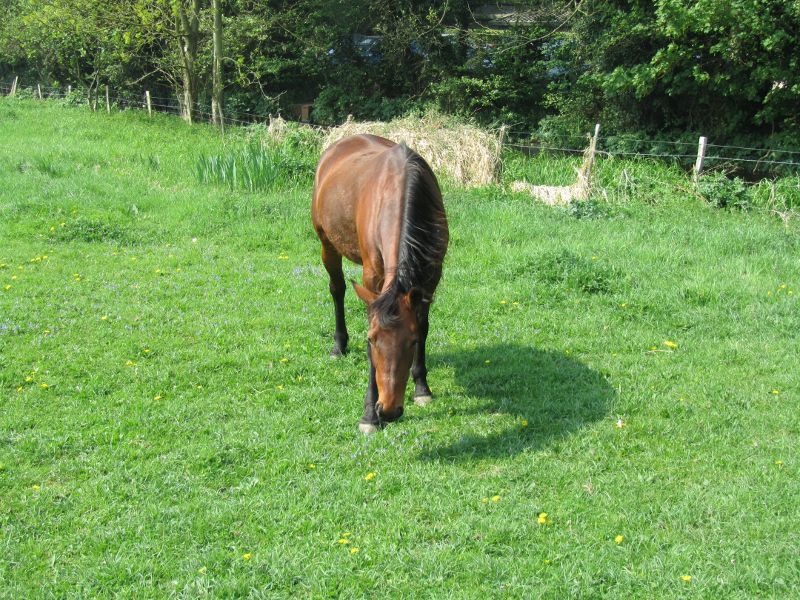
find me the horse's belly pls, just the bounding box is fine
[314,186,363,264]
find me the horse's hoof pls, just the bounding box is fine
[414,394,433,407]
[358,422,380,434]
[358,423,379,435]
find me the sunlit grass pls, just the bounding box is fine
[1,98,799,597]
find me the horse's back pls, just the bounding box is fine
[312,135,398,263]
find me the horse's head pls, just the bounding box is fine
[353,282,420,424]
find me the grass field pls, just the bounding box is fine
[1,98,799,598]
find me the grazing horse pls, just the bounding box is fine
[312,134,449,433]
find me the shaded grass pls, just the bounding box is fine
[1,99,799,598]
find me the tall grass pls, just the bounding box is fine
[195,142,316,192]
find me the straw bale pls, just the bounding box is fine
[323,114,502,187]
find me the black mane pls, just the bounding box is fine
[371,144,448,328]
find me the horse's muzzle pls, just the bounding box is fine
[377,404,404,423]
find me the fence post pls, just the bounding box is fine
[37,83,43,99]
[67,84,72,95]
[693,136,707,183]
[495,125,507,180]
[106,85,110,113]
[145,91,152,117]
[10,76,18,96]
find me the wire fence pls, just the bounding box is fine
[3,79,800,175]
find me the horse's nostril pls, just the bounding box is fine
[377,404,404,422]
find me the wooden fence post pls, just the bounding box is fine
[693,136,707,183]
[495,125,507,180]
[10,76,18,96]
[67,84,72,95]
[145,91,152,117]
[106,85,110,113]
[37,83,43,99]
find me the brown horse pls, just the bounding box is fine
[312,135,449,433]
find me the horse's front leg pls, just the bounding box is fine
[359,343,381,433]
[412,301,433,406]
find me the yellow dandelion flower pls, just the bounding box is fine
[591,256,598,260]
[143,348,151,353]
[364,472,376,481]
[126,360,137,366]
[154,394,162,400]
[481,497,489,503]
[242,553,253,560]
[663,340,678,349]
[521,419,529,427]
[615,419,625,428]
[11,275,17,280]
[16,386,23,392]
[31,484,40,491]
[771,389,780,395]
[681,575,692,583]
[350,547,359,554]
[25,376,33,382]
[280,358,289,363]
[543,559,551,565]
[537,512,549,525]
[775,460,783,466]
[500,300,507,304]
[49,226,55,232]
[308,463,316,469]
[100,315,108,321]
[615,535,624,544]
[491,495,501,502]
[197,566,207,574]
[338,538,350,545]
[3,285,10,291]
[276,385,284,391]
[40,383,49,389]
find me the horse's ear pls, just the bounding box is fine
[403,287,424,308]
[351,281,378,305]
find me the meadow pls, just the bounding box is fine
[1,98,799,598]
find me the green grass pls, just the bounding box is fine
[1,98,799,598]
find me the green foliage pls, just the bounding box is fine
[698,172,751,209]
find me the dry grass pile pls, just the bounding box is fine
[324,114,503,187]
[511,133,598,206]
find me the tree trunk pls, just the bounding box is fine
[211,0,224,128]
[177,0,201,123]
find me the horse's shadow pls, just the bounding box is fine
[417,344,614,461]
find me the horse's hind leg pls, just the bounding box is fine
[321,243,349,356]
[412,301,433,406]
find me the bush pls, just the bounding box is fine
[697,172,751,209]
